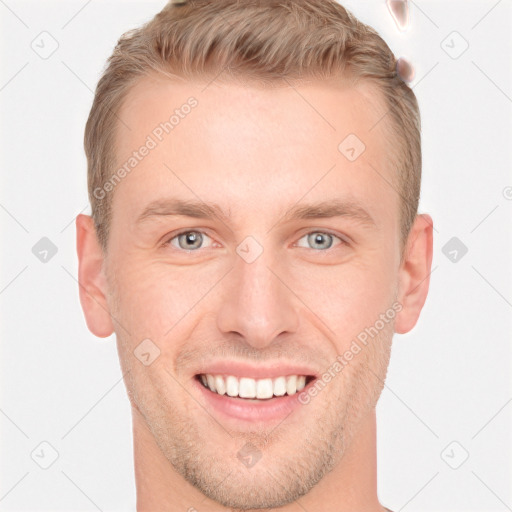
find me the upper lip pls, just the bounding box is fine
[194,361,320,380]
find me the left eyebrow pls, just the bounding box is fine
[278,198,377,228]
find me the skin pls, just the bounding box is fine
[76,73,433,512]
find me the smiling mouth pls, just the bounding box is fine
[195,373,316,401]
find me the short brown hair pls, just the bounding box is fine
[84,0,421,254]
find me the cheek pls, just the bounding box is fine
[289,255,397,344]
[110,259,222,341]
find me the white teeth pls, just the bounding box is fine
[286,375,297,395]
[206,374,216,393]
[214,375,226,395]
[239,377,256,398]
[200,373,311,399]
[256,378,274,399]
[226,375,239,397]
[273,376,287,396]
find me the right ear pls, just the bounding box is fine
[76,214,115,338]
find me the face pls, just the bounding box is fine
[93,74,409,509]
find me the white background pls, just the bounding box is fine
[1,1,511,510]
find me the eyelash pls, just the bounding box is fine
[163,229,348,252]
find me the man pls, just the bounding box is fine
[76,0,433,510]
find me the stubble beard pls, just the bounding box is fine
[116,322,393,511]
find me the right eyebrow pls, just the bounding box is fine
[135,198,231,225]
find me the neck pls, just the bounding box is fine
[133,407,387,512]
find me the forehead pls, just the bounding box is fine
[117,73,389,150]
[111,73,396,229]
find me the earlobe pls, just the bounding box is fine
[76,214,115,338]
[395,213,434,334]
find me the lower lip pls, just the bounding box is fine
[194,376,315,424]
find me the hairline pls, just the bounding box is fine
[101,70,409,260]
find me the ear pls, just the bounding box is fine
[76,214,115,338]
[395,213,434,334]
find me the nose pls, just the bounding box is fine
[216,247,300,349]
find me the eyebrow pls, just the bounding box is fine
[279,198,376,227]
[135,197,376,228]
[136,198,231,224]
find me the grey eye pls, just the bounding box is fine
[297,232,339,250]
[174,231,205,250]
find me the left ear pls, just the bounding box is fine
[395,213,434,334]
